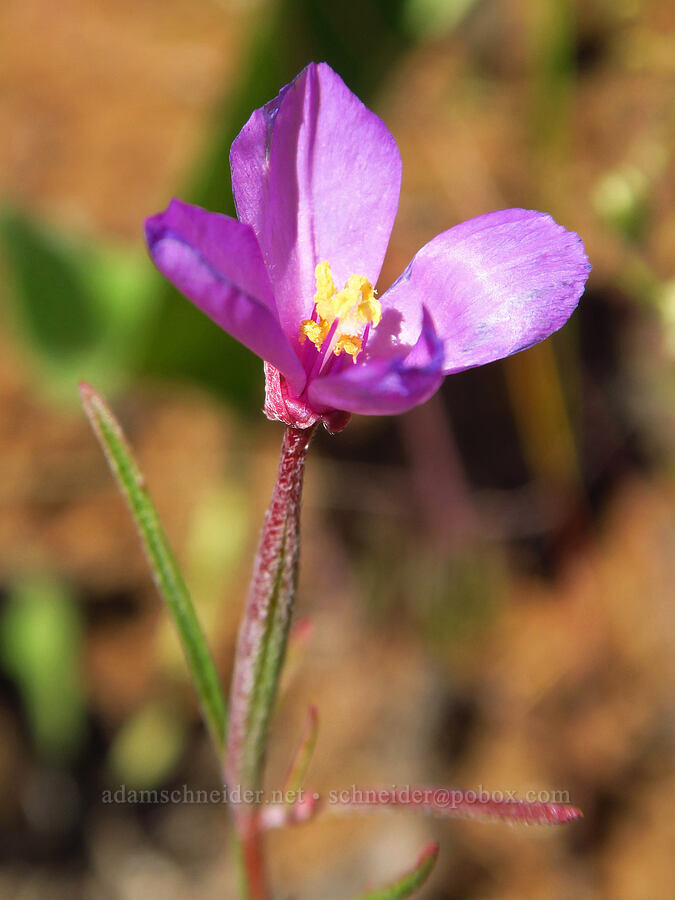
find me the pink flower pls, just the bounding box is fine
[146,62,590,432]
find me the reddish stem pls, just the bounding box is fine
[226,424,316,899]
[237,810,268,900]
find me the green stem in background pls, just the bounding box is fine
[282,704,318,801]
[79,383,227,755]
[349,843,439,900]
[225,424,316,900]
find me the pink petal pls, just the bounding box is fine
[308,308,444,416]
[382,209,590,373]
[230,62,402,347]
[145,199,306,392]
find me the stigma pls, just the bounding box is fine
[299,261,381,361]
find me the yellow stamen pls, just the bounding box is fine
[314,260,336,307]
[299,317,330,350]
[300,261,381,362]
[334,333,363,360]
[345,275,382,327]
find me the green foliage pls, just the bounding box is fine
[0,578,86,762]
[80,383,227,753]
[283,706,318,800]
[404,0,479,39]
[108,701,187,790]
[0,208,155,402]
[528,0,575,149]
[0,211,100,357]
[350,843,439,900]
[592,166,650,244]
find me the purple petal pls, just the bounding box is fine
[230,62,402,347]
[308,309,444,416]
[381,209,591,373]
[145,199,306,392]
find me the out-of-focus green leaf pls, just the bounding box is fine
[528,0,575,149]
[404,0,479,39]
[109,701,187,789]
[0,210,100,359]
[0,578,86,761]
[350,843,439,900]
[282,705,318,800]
[592,165,650,244]
[0,208,155,401]
[80,383,227,754]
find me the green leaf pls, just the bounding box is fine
[0,209,100,359]
[109,700,188,789]
[0,208,156,402]
[527,0,576,149]
[350,843,439,900]
[79,382,226,753]
[0,578,86,762]
[404,0,480,39]
[282,705,318,801]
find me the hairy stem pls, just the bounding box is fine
[226,424,316,899]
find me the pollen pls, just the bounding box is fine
[334,333,363,360]
[314,260,336,306]
[299,261,381,361]
[299,317,331,349]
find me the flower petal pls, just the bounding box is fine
[145,199,306,392]
[308,309,444,416]
[381,209,591,373]
[230,61,402,346]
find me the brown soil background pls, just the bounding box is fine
[0,1,673,898]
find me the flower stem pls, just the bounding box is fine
[226,424,316,899]
[234,811,268,900]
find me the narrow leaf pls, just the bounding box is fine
[80,382,226,752]
[333,787,582,825]
[350,842,439,900]
[282,705,319,800]
[280,617,314,695]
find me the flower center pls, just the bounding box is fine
[299,261,381,362]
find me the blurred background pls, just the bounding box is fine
[0,0,673,897]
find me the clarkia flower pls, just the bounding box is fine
[146,62,590,432]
